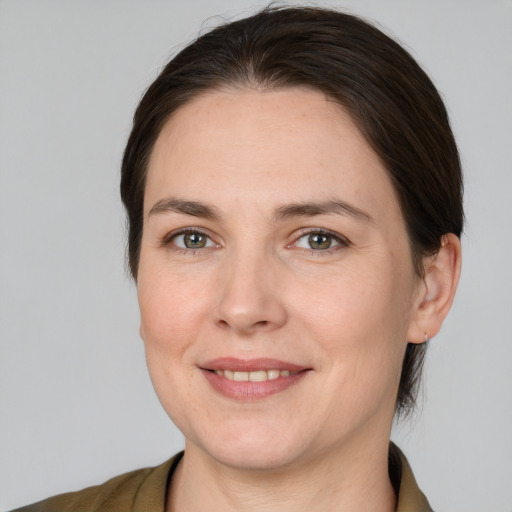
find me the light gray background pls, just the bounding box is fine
[1,1,511,510]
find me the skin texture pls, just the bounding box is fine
[137,88,461,512]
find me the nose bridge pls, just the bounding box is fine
[214,239,287,333]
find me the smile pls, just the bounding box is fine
[201,358,310,400]
[213,369,296,381]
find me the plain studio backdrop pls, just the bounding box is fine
[0,1,511,510]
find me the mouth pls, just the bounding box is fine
[212,368,298,382]
[200,358,311,400]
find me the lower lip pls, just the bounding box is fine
[202,369,309,400]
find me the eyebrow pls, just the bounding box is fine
[148,197,373,224]
[148,198,222,220]
[273,199,374,223]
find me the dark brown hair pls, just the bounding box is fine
[121,6,463,415]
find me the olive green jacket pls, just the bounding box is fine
[12,445,433,511]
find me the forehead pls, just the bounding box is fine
[145,88,399,221]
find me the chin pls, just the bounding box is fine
[205,440,305,471]
[186,417,313,471]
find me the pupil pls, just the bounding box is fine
[184,233,206,248]
[309,233,331,250]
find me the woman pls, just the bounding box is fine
[13,6,462,512]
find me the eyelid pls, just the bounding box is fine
[289,227,351,251]
[163,227,220,249]
[161,226,349,252]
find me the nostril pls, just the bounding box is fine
[216,319,269,329]
[214,295,288,333]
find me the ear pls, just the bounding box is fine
[407,233,462,343]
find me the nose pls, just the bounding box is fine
[214,250,288,335]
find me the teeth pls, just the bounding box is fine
[267,369,280,380]
[249,370,267,382]
[233,371,249,382]
[214,369,295,381]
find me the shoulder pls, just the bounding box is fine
[10,453,183,512]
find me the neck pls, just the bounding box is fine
[166,435,396,512]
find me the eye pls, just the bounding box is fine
[169,230,217,250]
[294,230,347,251]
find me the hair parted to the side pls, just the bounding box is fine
[120,6,463,416]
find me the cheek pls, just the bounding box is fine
[295,259,413,389]
[137,271,209,429]
[137,266,212,370]
[139,255,212,328]
[298,262,408,340]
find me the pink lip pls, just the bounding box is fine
[201,357,307,373]
[200,358,311,401]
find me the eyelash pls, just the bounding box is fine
[163,228,218,255]
[163,227,350,255]
[291,228,351,255]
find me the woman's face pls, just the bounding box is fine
[137,88,423,470]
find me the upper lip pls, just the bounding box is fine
[201,357,310,373]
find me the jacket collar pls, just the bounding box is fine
[390,443,433,512]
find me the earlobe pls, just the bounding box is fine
[407,233,462,344]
